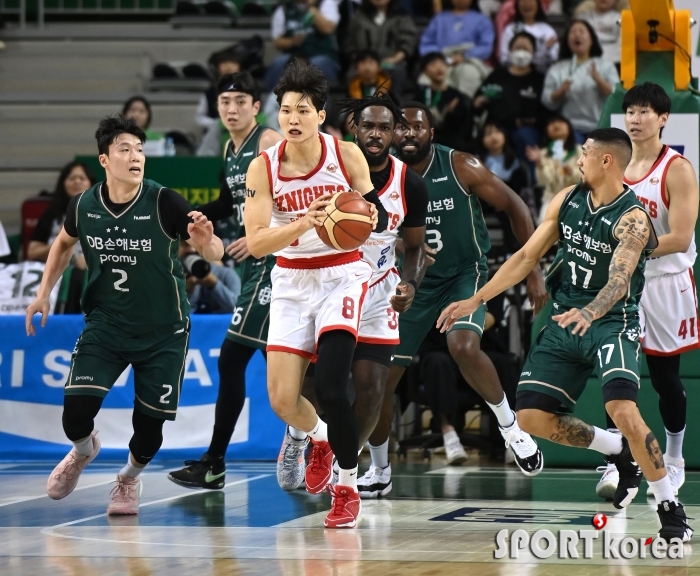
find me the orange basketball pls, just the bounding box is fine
[316,191,373,251]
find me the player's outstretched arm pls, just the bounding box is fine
[186,211,224,261]
[437,187,566,332]
[244,155,331,258]
[554,207,652,336]
[651,157,698,258]
[25,228,78,335]
[453,152,548,313]
[338,141,388,232]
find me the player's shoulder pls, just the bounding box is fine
[258,127,283,151]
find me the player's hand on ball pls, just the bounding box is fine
[391,281,416,313]
[553,307,592,336]
[367,202,378,230]
[437,297,482,332]
[25,297,51,336]
[303,194,332,229]
[187,211,214,246]
[526,270,548,315]
[226,237,250,262]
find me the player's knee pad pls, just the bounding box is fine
[62,395,103,441]
[129,409,165,465]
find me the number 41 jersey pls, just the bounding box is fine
[75,180,189,330]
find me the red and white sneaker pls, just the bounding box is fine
[47,430,101,500]
[305,440,333,494]
[325,484,362,528]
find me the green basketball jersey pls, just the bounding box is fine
[551,183,650,317]
[420,144,491,281]
[76,179,189,330]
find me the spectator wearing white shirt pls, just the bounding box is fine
[266,0,341,88]
[575,0,627,65]
[541,19,619,142]
[499,0,559,74]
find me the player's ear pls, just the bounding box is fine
[98,153,108,169]
[253,99,261,115]
[318,108,327,125]
[659,112,669,127]
[430,127,435,141]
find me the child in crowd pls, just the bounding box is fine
[525,113,581,223]
[347,50,392,99]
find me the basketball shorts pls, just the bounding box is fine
[358,268,401,345]
[393,260,488,366]
[266,256,372,359]
[639,268,700,356]
[65,318,190,421]
[226,255,275,350]
[516,308,642,412]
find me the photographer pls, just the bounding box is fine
[180,242,241,314]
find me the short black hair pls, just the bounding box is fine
[401,101,435,128]
[420,51,447,71]
[508,30,537,51]
[211,49,241,68]
[274,57,328,112]
[217,72,261,103]
[622,82,671,116]
[514,0,547,22]
[122,96,152,129]
[354,49,381,66]
[335,88,405,129]
[560,19,603,60]
[587,127,633,167]
[545,112,577,152]
[95,115,147,156]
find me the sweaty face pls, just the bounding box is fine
[101,133,145,187]
[394,108,433,165]
[278,92,325,143]
[64,166,91,197]
[218,92,259,134]
[624,104,666,142]
[355,106,395,167]
[124,100,150,130]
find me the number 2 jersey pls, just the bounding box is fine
[64,179,192,330]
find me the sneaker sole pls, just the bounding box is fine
[514,452,544,477]
[107,478,143,516]
[325,509,362,529]
[47,438,102,500]
[447,454,468,466]
[167,474,225,490]
[306,470,332,494]
[358,482,392,499]
[596,481,617,501]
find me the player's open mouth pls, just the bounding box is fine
[401,143,418,152]
[289,129,301,136]
[367,144,383,154]
[129,167,141,174]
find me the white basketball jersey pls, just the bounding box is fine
[624,145,697,277]
[262,133,353,260]
[361,155,408,282]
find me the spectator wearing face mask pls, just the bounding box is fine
[474,31,544,161]
[498,0,559,74]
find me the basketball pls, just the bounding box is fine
[316,191,373,251]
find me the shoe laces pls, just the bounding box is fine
[110,478,137,503]
[308,443,327,474]
[329,485,351,515]
[55,452,84,482]
[502,426,537,457]
[596,463,618,477]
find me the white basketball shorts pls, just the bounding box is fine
[358,268,401,345]
[266,252,372,359]
[639,268,700,355]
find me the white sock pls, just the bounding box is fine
[338,466,358,490]
[308,417,328,443]
[288,426,308,441]
[588,427,623,455]
[649,475,677,505]
[72,434,93,457]
[487,397,516,428]
[119,455,145,478]
[369,439,389,469]
[443,429,459,443]
[665,427,685,461]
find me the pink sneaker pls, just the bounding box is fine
[107,475,142,515]
[47,430,100,500]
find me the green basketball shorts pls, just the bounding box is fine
[65,318,190,421]
[393,260,488,366]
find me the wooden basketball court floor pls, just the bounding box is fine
[1,455,699,576]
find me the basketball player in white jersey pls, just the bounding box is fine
[276,92,429,498]
[244,58,388,528]
[596,83,699,501]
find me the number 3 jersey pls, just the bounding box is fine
[548,183,654,318]
[72,180,190,329]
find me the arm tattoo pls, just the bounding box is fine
[645,431,665,470]
[582,210,650,322]
[549,415,595,447]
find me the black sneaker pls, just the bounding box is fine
[658,500,693,542]
[168,454,225,489]
[608,436,641,509]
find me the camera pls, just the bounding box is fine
[181,253,211,279]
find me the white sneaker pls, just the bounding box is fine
[499,415,543,476]
[596,462,619,500]
[646,457,684,496]
[444,436,468,466]
[357,464,392,499]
